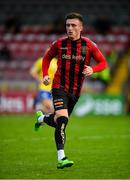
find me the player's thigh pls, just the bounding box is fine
[68,96,79,116]
[55,109,68,118]
[52,88,68,118]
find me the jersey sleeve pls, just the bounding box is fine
[90,41,108,72]
[42,40,58,77]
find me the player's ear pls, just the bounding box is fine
[80,24,83,32]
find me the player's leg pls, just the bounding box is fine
[68,95,79,116]
[41,91,54,114]
[54,109,74,169]
[35,93,78,130]
[35,111,56,131]
[35,88,74,168]
[52,89,74,168]
[35,89,66,130]
[42,98,54,114]
[34,91,55,130]
[54,109,68,159]
[55,94,79,168]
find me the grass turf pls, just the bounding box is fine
[0,114,130,179]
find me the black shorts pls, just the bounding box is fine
[52,88,79,116]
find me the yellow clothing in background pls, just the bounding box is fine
[32,57,57,91]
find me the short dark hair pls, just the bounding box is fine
[65,12,84,24]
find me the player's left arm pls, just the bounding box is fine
[90,42,108,72]
[82,42,108,77]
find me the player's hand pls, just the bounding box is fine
[82,65,93,76]
[43,75,50,86]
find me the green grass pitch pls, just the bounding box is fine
[0,114,130,179]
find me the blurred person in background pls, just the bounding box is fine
[35,12,108,169]
[30,57,57,113]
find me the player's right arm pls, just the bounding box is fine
[42,41,58,85]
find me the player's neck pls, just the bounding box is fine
[69,35,81,41]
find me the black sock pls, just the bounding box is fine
[62,157,67,160]
[44,114,56,128]
[55,116,68,150]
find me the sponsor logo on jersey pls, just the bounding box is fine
[62,54,85,62]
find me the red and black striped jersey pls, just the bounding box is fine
[42,36,107,97]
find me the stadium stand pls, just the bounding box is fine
[0,0,130,25]
[0,25,129,92]
[0,0,130,95]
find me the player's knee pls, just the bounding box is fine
[55,109,68,120]
[56,116,68,127]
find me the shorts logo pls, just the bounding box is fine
[54,102,63,105]
[54,99,64,108]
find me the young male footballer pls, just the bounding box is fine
[35,12,108,169]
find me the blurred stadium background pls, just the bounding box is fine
[0,0,130,179]
[0,0,130,115]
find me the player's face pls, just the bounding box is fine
[66,19,83,40]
